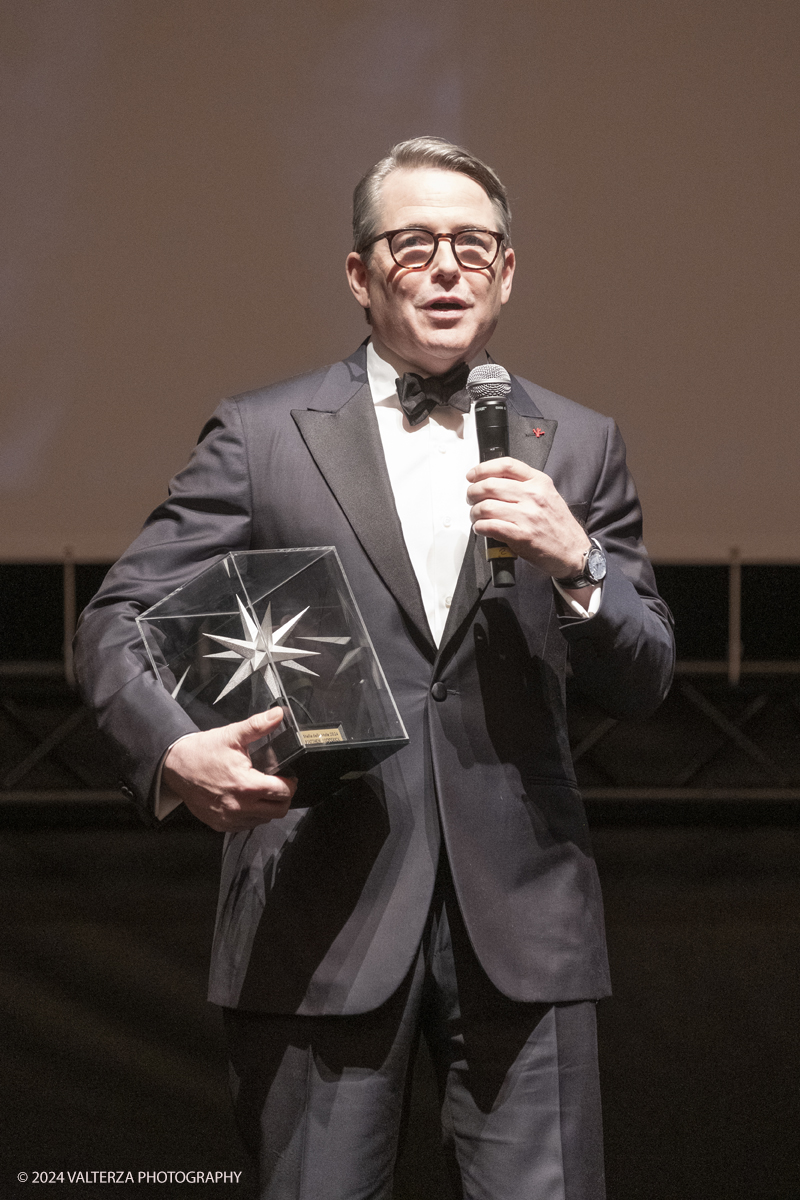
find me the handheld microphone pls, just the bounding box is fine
[467,364,516,588]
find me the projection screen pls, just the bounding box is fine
[1,0,798,563]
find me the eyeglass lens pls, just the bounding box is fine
[389,230,499,269]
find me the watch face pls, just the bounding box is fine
[587,546,607,583]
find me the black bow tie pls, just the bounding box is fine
[395,362,471,427]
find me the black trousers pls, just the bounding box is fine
[224,864,605,1200]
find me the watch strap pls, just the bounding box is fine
[554,538,606,589]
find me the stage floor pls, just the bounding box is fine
[2,813,798,1199]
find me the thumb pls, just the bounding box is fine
[230,707,286,748]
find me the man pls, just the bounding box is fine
[75,137,674,1199]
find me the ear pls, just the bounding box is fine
[346,252,371,311]
[500,246,515,305]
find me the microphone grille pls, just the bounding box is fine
[467,363,512,400]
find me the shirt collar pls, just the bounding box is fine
[366,339,490,407]
[366,340,400,405]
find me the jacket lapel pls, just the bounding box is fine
[506,374,558,469]
[436,375,559,665]
[292,349,435,655]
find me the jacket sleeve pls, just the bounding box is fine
[73,398,254,808]
[558,416,675,719]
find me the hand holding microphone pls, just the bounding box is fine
[466,364,597,587]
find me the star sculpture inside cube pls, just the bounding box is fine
[204,596,320,703]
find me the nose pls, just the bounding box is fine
[429,236,460,275]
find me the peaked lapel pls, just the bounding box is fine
[507,417,557,472]
[292,355,436,656]
[436,374,558,666]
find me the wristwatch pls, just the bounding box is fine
[554,538,607,589]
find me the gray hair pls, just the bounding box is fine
[352,136,511,260]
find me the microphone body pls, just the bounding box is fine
[468,365,516,588]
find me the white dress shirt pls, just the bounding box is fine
[367,340,481,645]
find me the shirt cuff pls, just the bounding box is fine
[152,734,194,821]
[552,578,603,620]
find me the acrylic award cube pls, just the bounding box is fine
[136,548,408,803]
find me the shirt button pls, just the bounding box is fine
[445,595,452,608]
[431,682,447,702]
[443,516,452,527]
[439,446,447,455]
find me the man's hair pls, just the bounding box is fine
[352,136,512,260]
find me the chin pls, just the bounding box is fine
[418,323,477,356]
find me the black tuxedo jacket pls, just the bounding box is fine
[75,342,674,1015]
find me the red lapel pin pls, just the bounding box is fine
[532,426,545,438]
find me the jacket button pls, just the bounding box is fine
[431,682,447,702]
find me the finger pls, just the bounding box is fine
[466,457,538,483]
[466,477,532,505]
[469,499,523,525]
[472,518,526,545]
[209,781,295,817]
[232,785,296,812]
[185,792,292,832]
[237,766,297,800]
[230,707,286,747]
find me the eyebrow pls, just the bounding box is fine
[393,224,495,233]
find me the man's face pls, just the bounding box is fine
[346,167,515,376]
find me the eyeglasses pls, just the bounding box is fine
[363,227,505,271]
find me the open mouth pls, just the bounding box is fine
[426,299,467,312]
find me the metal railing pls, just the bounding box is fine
[1,551,798,808]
